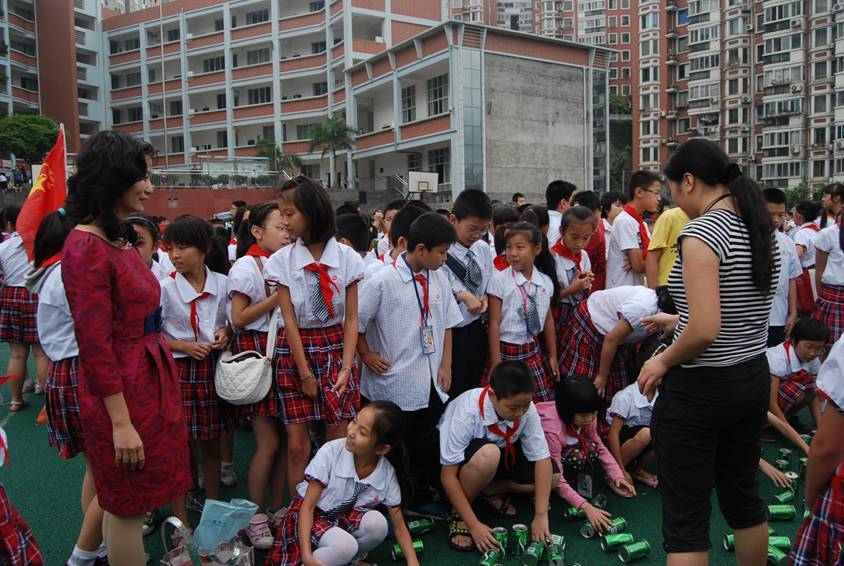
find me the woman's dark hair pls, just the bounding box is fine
[34,211,75,268]
[790,317,830,345]
[125,213,161,244]
[232,206,249,238]
[655,285,678,315]
[366,401,412,507]
[278,176,335,245]
[163,215,228,275]
[236,201,279,259]
[600,191,626,218]
[505,222,561,302]
[820,183,844,229]
[554,376,601,426]
[663,138,774,293]
[560,205,598,234]
[2,204,21,230]
[65,131,156,243]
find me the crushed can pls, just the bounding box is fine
[786,471,800,493]
[407,518,434,537]
[723,534,735,552]
[580,522,598,539]
[564,506,586,520]
[521,541,544,565]
[511,524,528,556]
[767,545,788,565]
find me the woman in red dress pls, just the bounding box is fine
[62,131,190,565]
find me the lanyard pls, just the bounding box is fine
[512,269,535,336]
[401,256,430,327]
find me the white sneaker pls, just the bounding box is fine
[33,382,44,395]
[21,380,35,393]
[247,514,274,550]
[220,464,238,487]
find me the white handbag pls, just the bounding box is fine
[215,308,278,406]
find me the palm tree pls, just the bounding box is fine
[255,139,302,181]
[309,115,355,187]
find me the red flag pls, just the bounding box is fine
[17,126,67,261]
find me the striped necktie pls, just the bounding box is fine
[304,263,338,323]
[324,481,367,518]
[464,249,483,294]
[523,283,542,336]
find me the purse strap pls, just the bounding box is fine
[253,255,279,362]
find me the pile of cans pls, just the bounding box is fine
[477,526,565,565]
[389,518,435,560]
[574,497,650,563]
[723,530,791,565]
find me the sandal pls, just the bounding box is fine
[631,469,659,489]
[479,494,517,517]
[447,512,475,553]
[8,400,28,412]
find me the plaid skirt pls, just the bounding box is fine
[267,495,369,565]
[45,357,84,460]
[813,284,844,346]
[777,370,816,415]
[0,484,44,566]
[229,330,275,419]
[552,302,575,354]
[274,325,359,425]
[483,339,554,402]
[558,301,630,400]
[0,287,38,345]
[792,474,844,566]
[175,354,234,441]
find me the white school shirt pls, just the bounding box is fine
[362,251,392,283]
[438,387,550,466]
[357,253,463,411]
[770,230,803,326]
[816,334,844,412]
[150,257,170,282]
[227,242,237,264]
[553,248,593,306]
[766,341,821,379]
[814,225,844,286]
[296,438,402,511]
[443,240,494,327]
[36,264,79,361]
[264,238,364,329]
[548,209,563,247]
[0,233,30,287]
[160,267,229,359]
[157,250,175,274]
[376,237,390,258]
[794,223,821,269]
[586,285,658,344]
[487,266,554,345]
[606,382,657,427]
[227,254,280,333]
[605,210,649,288]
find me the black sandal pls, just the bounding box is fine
[447,511,475,553]
[479,494,517,517]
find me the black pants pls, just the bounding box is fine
[449,320,488,398]
[652,355,770,553]
[767,326,786,347]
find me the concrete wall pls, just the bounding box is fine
[482,53,587,204]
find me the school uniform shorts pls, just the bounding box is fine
[459,439,558,486]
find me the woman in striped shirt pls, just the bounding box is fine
[638,139,779,565]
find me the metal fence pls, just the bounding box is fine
[150,169,291,189]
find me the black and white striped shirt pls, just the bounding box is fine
[668,209,781,368]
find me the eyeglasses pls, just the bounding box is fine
[463,224,489,235]
[643,188,662,196]
[798,344,827,356]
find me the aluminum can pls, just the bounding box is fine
[601,532,635,552]
[618,540,651,563]
[766,504,797,521]
[391,539,424,560]
[511,524,528,556]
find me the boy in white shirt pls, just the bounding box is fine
[763,189,803,346]
[606,171,661,288]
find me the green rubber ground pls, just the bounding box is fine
[1,347,805,565]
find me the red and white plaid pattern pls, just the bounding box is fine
[792,473,844,566]
[552,303,575,355]
[777,369,816,415]
[813,284,844,346]
[274,324,359,425]
[558,301,630,400]
[267,494,368,566]
[175,354,234,440]
[229,330,276,419]
[45,357,84,460]
[0,287,38,345]
[0,484,44,566]
[483,339,554,402]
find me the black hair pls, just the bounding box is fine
[489,361,535,398]
[655,285,678,315]
[232,200,247,208]
[383,198,406,214]
[493,204,520,228]
[554,376,601,426]
[658,196,670,215]
[545,180,577,211]
[335,213,371,254]
[390,202,431,248]
[236,201,279,258]
[2,204,21,229]
[125,213,161,244]
[520,205,549,230]
[790,317,830,345]
[278,176,335,245]
[406,211,456,251]
[65,130,156,243]
[163,215,228,275]
[213,225,229,240]
[33,211,75,268]
[600,191,626,218]
[572,190,601,212]
[560,205,598,234]
[512,192,525,203]
[664,138,774,293]
[451,189,492,221]
[630,338,664,379]
[365,401,412,506]
[232,206,249,237]
[820,183,844,229]
[335,201,359,216]
[627,170,662,200]
[493,223,512,255]
[505,222,561,301]
[795,200,822,224]
[762,188,787,205]
[435,208,450,217]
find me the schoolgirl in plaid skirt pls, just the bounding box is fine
[486,223,559,402]
[813,222,844,346]
[0,428,44,566]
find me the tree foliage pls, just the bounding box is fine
[309,115,355,187]
[0,114,59,163]
[255,139,302,177]
[609,94,632,115]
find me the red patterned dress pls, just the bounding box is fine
[62,230,190,516]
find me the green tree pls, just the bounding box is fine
[610,144,632,193]
[784,181,824,209]
[309,115,355,187]
[609,94,632,115]
[255,139,302,177]
[0,114,59,164]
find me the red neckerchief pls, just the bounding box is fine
[245,244,270,258]
[39,252,62,269]
[378,252,386,262]
[414,273,431,323]
[565,423,593,466]
[479,387,520,470]
[229,237,237,246]
[801,224,821,233]
[493,255,509,271]
[623,205,650,259]
[304,263,340,318]
[190,292,211,340]
[551,240,583,271]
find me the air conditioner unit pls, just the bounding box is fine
[742,95,751,103]
[741,2,751,10]
[791,83,802,92]
[790,146,800,154]
[190,146,199,153]
[741,125,750,132]
[791,19,802,28]
[745,24,754,31]
[374,36,384,43]
[836,140,844,150]
[710,96,720,103]
[188,108,197,115]
[185,33,194,41]
[833,2,843,11]
[187,70,195,78]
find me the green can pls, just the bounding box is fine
[407,518,434,537]
[767,545,788,565]
[775,459,790,472]
[786,471,800,493]
[601,532,635,552]
[799,457,808,474]
[479,548,502,566]
[768,536,792,550]
[804,508,811,520]
[774,490,795,504]
[767,504,797,521]
[580,522,598,539]
[779,448,793,462]
[592,493,608,509]
[618,540,651,563]
[723,534,735,552]
[801,434,813,446]
[520,541,544,565]
[548,534,565,549]
[547,541,565,566]
[512,524,528,556]
[609,517,628,534]
[564,506,586,520]
[491,527,509,555]
[391,539,424,560]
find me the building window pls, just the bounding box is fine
[621,33,630,44]
[311,41,327,54]
[216,130,227,148]
[621,15,630,26]
[125,71,141,87]
[262,125,275,143]
[216,93,226,109]
[310,1,325,10]
[609,16,617,27]
[814,27,828,47]
[640,146,658,163]
[407,152,421,172]
[427,74,449,116]
[622,50,631,61]
[247,48,270,65]
[609,67,618,79]
[401,85,416,123]
[814,94,827,113]
[622,84,631,96]
[641,66,659,83]
[621,67,631,79]
[203,56,225,73]
[428,148,450,183]
[171,136,184,153]
[124,37,140,51]
[112,109,122,124]
[301,164,320,179]
[166,28,180,42]
[814,61,828,80]
[609,33,618,44]
[248,87,271,105]
[245,9,269,25]
[169,100,183,116]
[813,160,826,177]
[639,13,658,30]
[127,107,142,122]
[814,127,827,144]
[214,18,224,31]
[312,82,328,96]
[297,123,319,140]
[814,0,828,12]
